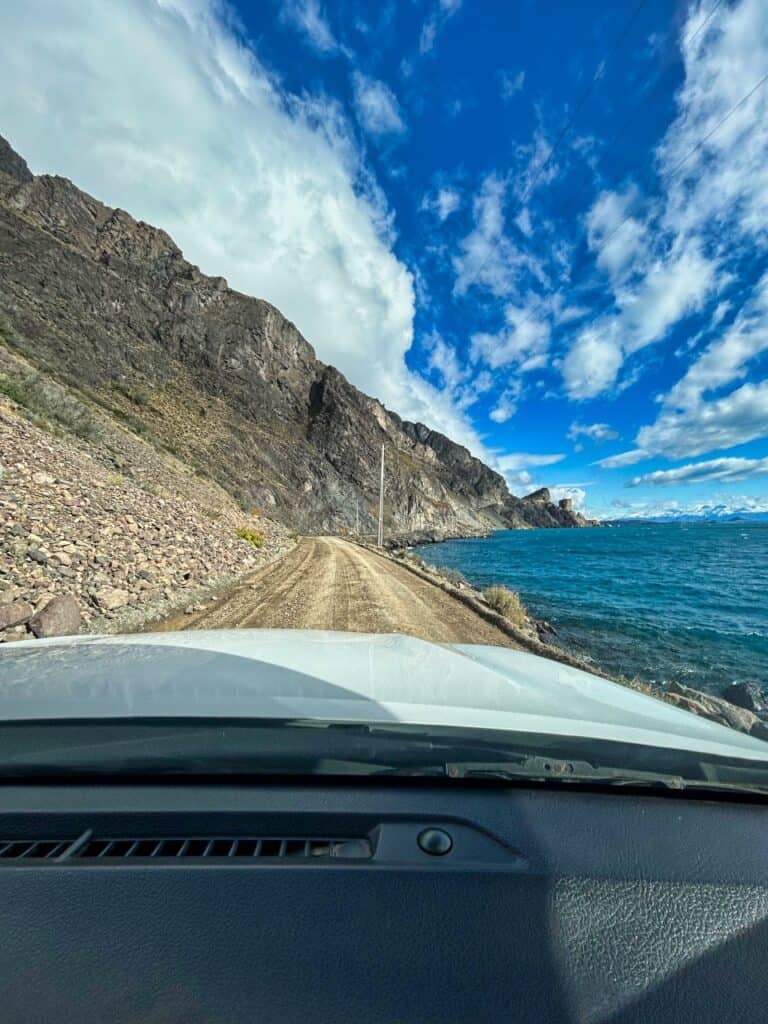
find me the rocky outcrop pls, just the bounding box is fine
[722,681,767,715]
[504,491,597,529]
[665,681,768,741]
[0,133,591,536]
[0,137,32,184]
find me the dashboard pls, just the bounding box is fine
[0,778,766,1023]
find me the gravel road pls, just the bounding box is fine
[158,536,519,647]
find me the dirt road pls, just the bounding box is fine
[157,536,518,647]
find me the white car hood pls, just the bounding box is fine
[0,629,765,762]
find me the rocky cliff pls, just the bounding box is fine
[0,134,591,535]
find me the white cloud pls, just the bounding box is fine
[595,448,650,469]
[351,72,405,136]
[562,0,768,400]
[659,0,768,243]
[489,389,519,423]
[562,239,714,398]
[423,331,464,391]
[0,0,490,457]
[630,455,768,487]
[498,69,525,101]
[586,186,647,281]
[512,129,561,204]
[494,455,570,496]
[281,0,342,54]
[453,369,494,412]
[562,322,623,399]
[419,0,462,54]
[420,186,461,222]
[619,242,714,355]
[496,452,566,472]
[453,174,515,296]
[636,379,768,459]
[567,421,618,442]
[493,457,580,502]
[624,274,768,461]
[452,156,555,298]
[663,271,768,409]
[417,335,496,440]
[515,207,533,237]
[504,469,534,491]
[470,302,550,372]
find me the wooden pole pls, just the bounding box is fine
[377,444,385,547]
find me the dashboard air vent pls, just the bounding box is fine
[0,840,73,860]
[0,835,371,862]
[79,836,371,859]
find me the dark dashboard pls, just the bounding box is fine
[0,778,766,1023]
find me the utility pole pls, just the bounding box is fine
[377,443,385,547]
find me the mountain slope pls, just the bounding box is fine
[0,134,590,534]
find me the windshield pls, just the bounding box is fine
[0,0,766,790]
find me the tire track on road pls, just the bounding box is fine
[154,536,520,648]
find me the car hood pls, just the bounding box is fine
[0,629,765,761]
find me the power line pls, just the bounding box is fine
[470,0,728,301]
[567,0,727,201]
[467,0,652,291]
[470,66,768,376]
[522,0,651,206]
[684,0,724,49]
[598,69,768,251]
[377,443,385,547]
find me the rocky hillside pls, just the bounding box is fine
[0,133,590,536]
[0,358,291,642]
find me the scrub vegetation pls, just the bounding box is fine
[235,527,265,548]
[483,585,527,628]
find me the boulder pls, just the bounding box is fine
[93,587,130,611]
[28,595,82,638]
[0,600,33,630]
[0,632,28,643]
[667,681,764,736]
[722,682,767,715]
[749,720,768,742]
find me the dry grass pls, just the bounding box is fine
[483,585,527,627]
[436,566,469,588]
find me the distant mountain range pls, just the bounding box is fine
[607,504,768,524]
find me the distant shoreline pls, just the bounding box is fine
[604,516,768,526]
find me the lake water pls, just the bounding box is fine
[414,522,768,694]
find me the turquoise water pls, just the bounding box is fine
[415,522,768,694]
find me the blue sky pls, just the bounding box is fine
[0,0,767,518]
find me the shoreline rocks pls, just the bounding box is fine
[666,681,768,741]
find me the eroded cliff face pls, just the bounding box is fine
[0,134,591,534]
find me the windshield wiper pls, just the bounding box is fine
[443,756,768,795]
[445,755,685,788]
